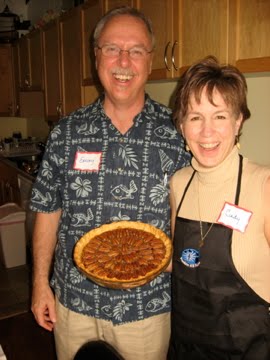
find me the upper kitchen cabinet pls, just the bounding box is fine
[42,7,82,121]
[103,0,137,12]
[42,19,61,121]
[17,29,45,118]
[0,44,19,116]
[138,0,175,80]
[178,0,233,71]
[59,7,82,116]
[232,0,270,73]
[18,30,43,91]
[11,44,20,116]
[139,0,233,80]
[80,0,103,86]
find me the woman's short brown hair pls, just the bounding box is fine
[173,56,251,132]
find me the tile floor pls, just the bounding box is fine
[0,261,31,320]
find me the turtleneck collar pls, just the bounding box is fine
[192,146,240,185]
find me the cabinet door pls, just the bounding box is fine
[11,44,20,116]
[18,36,30,89]
[28,30,43,90]
[18,30,45,117]
[234,0,270,73]
[42,20,62,121]
[103,0,136,12]
[80,0,103,86]
[0,45,14,116]
[175,0,231,76]
[138,0,175,80]
[59,7,82,116]
[18,30,43,90]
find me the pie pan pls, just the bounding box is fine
[73,221,172,289]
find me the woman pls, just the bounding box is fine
[168,56,270,359]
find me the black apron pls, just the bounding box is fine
[168,156,270,360]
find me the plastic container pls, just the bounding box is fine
[0,203,26,268]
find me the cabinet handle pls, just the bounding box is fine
[24,74,30,87]
[172,41,179,71]
[8,104,12,115]
[164,42,171,71]
[57,101,63,117]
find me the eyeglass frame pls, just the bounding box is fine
[96,44,154,60]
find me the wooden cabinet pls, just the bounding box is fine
[103,0,136,12]
[17,30,44,117]
[11,44,20,116]
[138,0,174,80]
[139,0,234,80]
[141,0,270,79]
[42,19,61,121]
[80,0,103,86]
[3,0,269,120]
[59,7,82,116]
[42,7,83,120]
[232,0,270,73]
[0,161,21,206]
[18,30,43,90]
[0,44,19,116]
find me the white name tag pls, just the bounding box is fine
[73,151,102,171]
[217,202,252,233]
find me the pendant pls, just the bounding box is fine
[180,248,200,268]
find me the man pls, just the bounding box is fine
[30,6,189,360]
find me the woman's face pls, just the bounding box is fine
[180,87,243,168]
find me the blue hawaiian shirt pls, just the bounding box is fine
[30,95,190,325]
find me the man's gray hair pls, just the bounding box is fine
[93,6,155,49]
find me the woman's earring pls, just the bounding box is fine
[236,135,240,149]
[185,144,190,152]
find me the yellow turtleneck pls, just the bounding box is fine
[171,146,270,302]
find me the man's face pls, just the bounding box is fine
[95,15,153,107]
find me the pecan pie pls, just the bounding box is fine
[73,221,172,289]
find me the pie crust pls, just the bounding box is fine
[73,221,172,289]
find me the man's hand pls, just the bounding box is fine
[31,282,56,331]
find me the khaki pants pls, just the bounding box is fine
[54,298,170,360]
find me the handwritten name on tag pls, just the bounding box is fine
[73,152,102,171]
[217,202,252,233]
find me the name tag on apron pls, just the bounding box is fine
[73,151,102,171]
[217,202,252,233]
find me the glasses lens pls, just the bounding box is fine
[129,47,147,59]
[102,45,119,57]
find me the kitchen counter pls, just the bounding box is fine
[0,156,36,182]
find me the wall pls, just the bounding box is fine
[0,0,27,22]
[27,0,73,26]
[0,116,49,140]
[146,74,270,166]
[0,0,73,27]
[1,74,269,162]
[0,116,28,138]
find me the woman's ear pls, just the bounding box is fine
[235,114,243,134]
[180,123,184,136]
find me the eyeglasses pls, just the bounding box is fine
[97,44,153,60]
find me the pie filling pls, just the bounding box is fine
[81,228,166,281]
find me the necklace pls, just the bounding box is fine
[197,175,215,248]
